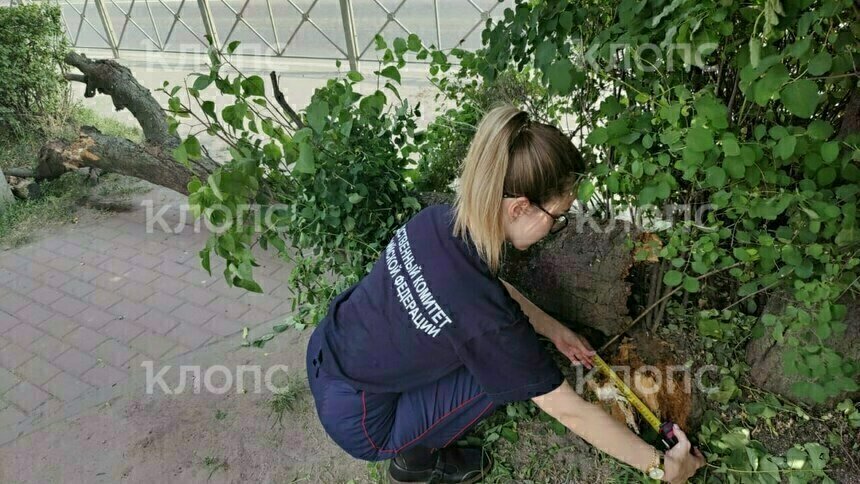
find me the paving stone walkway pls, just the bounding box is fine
[0,186,294,428]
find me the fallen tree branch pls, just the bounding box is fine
[270,71,304,130]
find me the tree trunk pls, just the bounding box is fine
[6,52,219,194]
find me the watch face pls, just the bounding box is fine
[648,468,665,480]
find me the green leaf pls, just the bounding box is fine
[721,135,740,156]
[406,33,422,52]
[378,65,401,84]
[577,180,595,203]
[774,135,796,160]
[705,166,726,188]
[294,142,316,174]
[749,38,761,68]
[346,71,364,82]
[820,141,839,163]
[546,59,574,94]
[683,276,700,292]
[348,193,364,204]
[663,270,683,287]
[305,101,329,134]
[586,127,608,145]
[192,74,212,91]
[686,127,714,152]
[724,156,746,179]
[227,40,241,54]
[241,75,265,97]
[807,120,834,140]
[234,277,263,293]
[780,80,819,118]
[807,51,832,76]
[817,166,837,186]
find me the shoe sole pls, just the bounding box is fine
[388,474,483,484]
[388,457,492,484]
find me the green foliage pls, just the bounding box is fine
[457,0,859,404]
[0,3,68,137]
[163,38,423,325]
[414,67,572,193]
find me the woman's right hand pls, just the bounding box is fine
[662,425,706,483]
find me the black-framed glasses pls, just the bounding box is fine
[503,192,570,235]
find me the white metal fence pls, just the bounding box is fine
[8,0,513,70]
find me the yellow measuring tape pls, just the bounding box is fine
[592,354,662,433]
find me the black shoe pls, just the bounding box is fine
[388,446,492,483]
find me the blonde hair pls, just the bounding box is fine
[453,105,585,273]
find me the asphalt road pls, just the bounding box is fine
[59,0,513,59]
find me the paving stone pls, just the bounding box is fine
[176,285,217,306]
[151,275,188,295]
[239,292,284,313]
[90,271,127,291]
[161,344,191,361]
[84,288,123,310]
[0,292,30,314]
[0,344,33,370]
[115,281,155,303]
[154,260,191,278]
[107,300,150,321]
[81,364,127,387]
[92,340,136,368]
[46,256,78,272]
[0,405,26,427]
[62,327,107,352]
[100,319,146,344]
[238,307,277,326]
[99,257,134,276]
[39,270,71,288]
[59,279,97,299]
[4,275,40,294]
[0,311,20,333]
[49,296,88,318]
[17,261,52,278]
[3,381,51,412]
[143,292,184,313]
[203,316,242,337]
[166,322,213,350]
[52,348,97,377]
[68,264,104,282]
[172,302,216,326]
[0,367,19,394]
[28,334,71,361]
[73,306,115,330]
[28,286,65,305]
[14,357,61,385]
[39,315,78,339]
[128,253,162,269]
[54,243,85,258]
[207,299,251,321]
[43,372,91,402]
[129,332,177,359]
[14,303,53,325]
[0,253,29,270]
[135,310,179,335]
[4,324,45,348]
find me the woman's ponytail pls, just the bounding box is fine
[452,104,585,274]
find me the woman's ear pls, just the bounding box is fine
[507,196,531,221]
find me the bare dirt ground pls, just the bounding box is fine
[0,328,368,484]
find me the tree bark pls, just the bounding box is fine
[6,52,220,194]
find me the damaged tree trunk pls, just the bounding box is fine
[10,52,218,194]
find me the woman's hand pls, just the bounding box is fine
[550,324,596,369]
[662,425,706,483]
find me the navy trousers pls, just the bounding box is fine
[306,326,499,461]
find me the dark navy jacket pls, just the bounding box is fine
[317,204,563,405]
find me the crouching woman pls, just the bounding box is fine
[306,105,705,483]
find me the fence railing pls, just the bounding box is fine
[9,0,512,70]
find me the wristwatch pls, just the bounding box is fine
[646,448,665,480]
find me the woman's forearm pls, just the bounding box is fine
[533,381,658,473]
[500,279,561,341]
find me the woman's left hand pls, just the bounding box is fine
[551,325,596,368]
